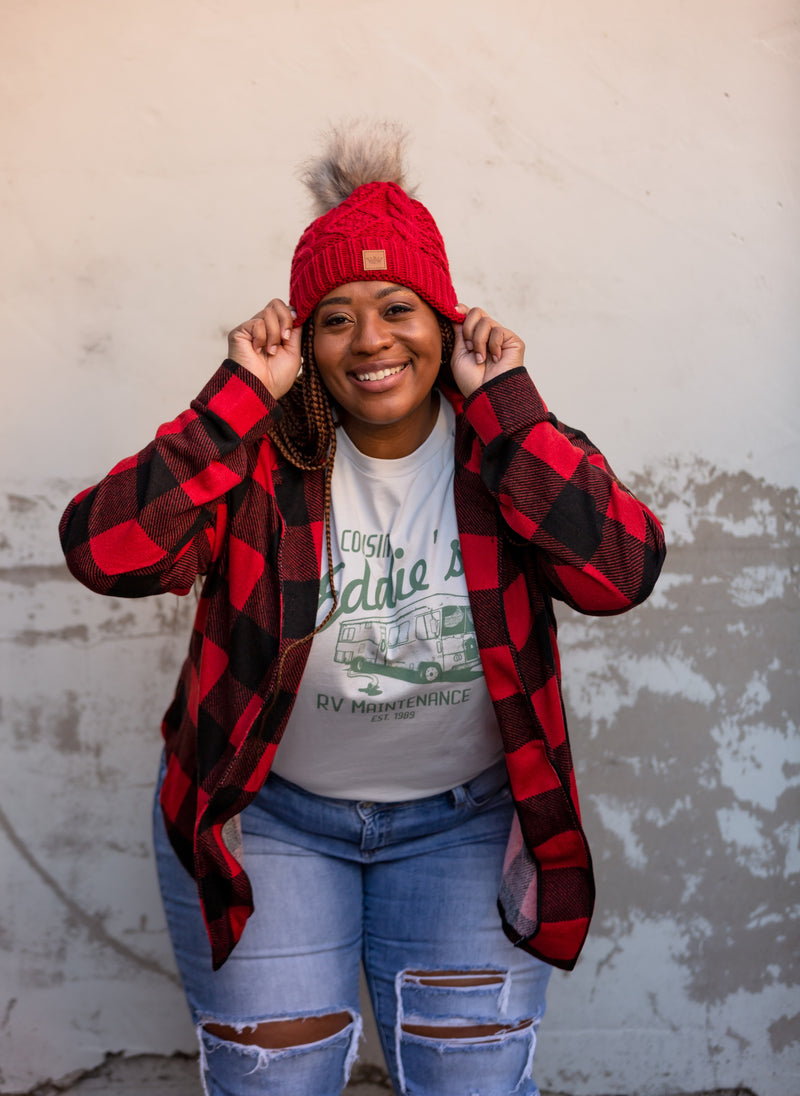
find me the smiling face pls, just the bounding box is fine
[313,281,443,459]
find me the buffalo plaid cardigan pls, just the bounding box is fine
[60,360,665,971]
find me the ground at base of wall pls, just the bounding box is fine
[15,1054,759,1096]
[16,1055,392,1096]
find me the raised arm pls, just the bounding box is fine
[60,302,301,597]
[452,308,665,614]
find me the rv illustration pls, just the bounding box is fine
[333,594,482,683]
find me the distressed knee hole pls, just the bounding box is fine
[401,1017,533,1040]
[203,1010,353,1049]
[404,968,506,988]
[396,967,533,1039]
[198,1010,363,1095]
[394,972,537,1095]
[399,967,525,1040]
[392,977,517,1034]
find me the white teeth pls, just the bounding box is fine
[355,363,406,382]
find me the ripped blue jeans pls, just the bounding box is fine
[153,757,552,1096]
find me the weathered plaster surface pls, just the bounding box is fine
[2,461,797,1094]
[1,3,797,1092]
[0,488,197,1092]
[536,460,800,1096]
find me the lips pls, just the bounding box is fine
[352,361,409,383]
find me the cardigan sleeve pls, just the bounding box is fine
[59,360,279,598]
[462,367,666,614]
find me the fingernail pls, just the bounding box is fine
[475,353,484,364]
[283,329,292,340]
[268,345,277,356]
[465,340,473,351]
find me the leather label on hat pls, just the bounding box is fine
[362,249,387,271]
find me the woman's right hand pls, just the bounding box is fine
[227,299,302,398]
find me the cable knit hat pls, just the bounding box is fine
[290,122,462,326]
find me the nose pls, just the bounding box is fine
[350,311,393,355]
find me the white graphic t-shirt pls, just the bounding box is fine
[272,398,504,801]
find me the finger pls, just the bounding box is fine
[469,316,496,363]
[459,307,489,353]
[286,324,302,355]
[487,324,506,363]
[255,305,288,357]
[266,298,296,343]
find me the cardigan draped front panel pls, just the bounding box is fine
[59,360,666,971]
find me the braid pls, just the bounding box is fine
[268,321,335,470]
[437,316,455,388]
[260,322,339,726]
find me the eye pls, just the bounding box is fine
[385,302,413,317]
[320,312,350,328]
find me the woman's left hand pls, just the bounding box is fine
[450,306,526,398]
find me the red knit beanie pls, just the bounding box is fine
[290,180,463,327]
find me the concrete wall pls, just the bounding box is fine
[1,1,797,1093]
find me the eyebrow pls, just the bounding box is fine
[317,284,411,308]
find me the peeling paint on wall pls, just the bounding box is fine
[3,458,798,1094]
[534,460,799,1096]
[769,1010,800,1054]
[560,462,799,1003]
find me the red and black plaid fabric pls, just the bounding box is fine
[60,360,665,971]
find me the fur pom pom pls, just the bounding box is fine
[300,119,416,216]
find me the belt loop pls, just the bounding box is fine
[449,783,468,807]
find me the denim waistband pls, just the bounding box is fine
[244,759,512,858]
[264,756,509,810]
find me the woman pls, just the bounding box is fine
[60,123,665,1096]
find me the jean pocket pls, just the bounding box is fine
[459,762,512,810]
